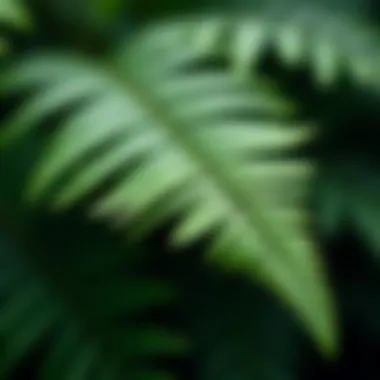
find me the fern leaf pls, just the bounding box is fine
[0,233,186,379]
[184,10,380,87]
[1,22,338,354]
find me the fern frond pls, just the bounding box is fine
[0,232,185,380]
[1,21,337,354]
[182,9,380,87]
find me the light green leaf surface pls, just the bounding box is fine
[0,0,30,29]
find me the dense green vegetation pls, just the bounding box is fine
[2,0,380,379]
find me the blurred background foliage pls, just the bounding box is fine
[2,0,380,380]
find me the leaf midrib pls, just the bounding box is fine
[106,57,312,285]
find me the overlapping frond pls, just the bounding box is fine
[0,233,185,380]
[180,9,380,87]
[318,158,380,256]
[0,22,337,353]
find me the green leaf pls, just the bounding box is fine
[0,231,184,379]
[1,21,338,354]
[0,0,31,29]
[184,10,380,88]
[0,0,31,57]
